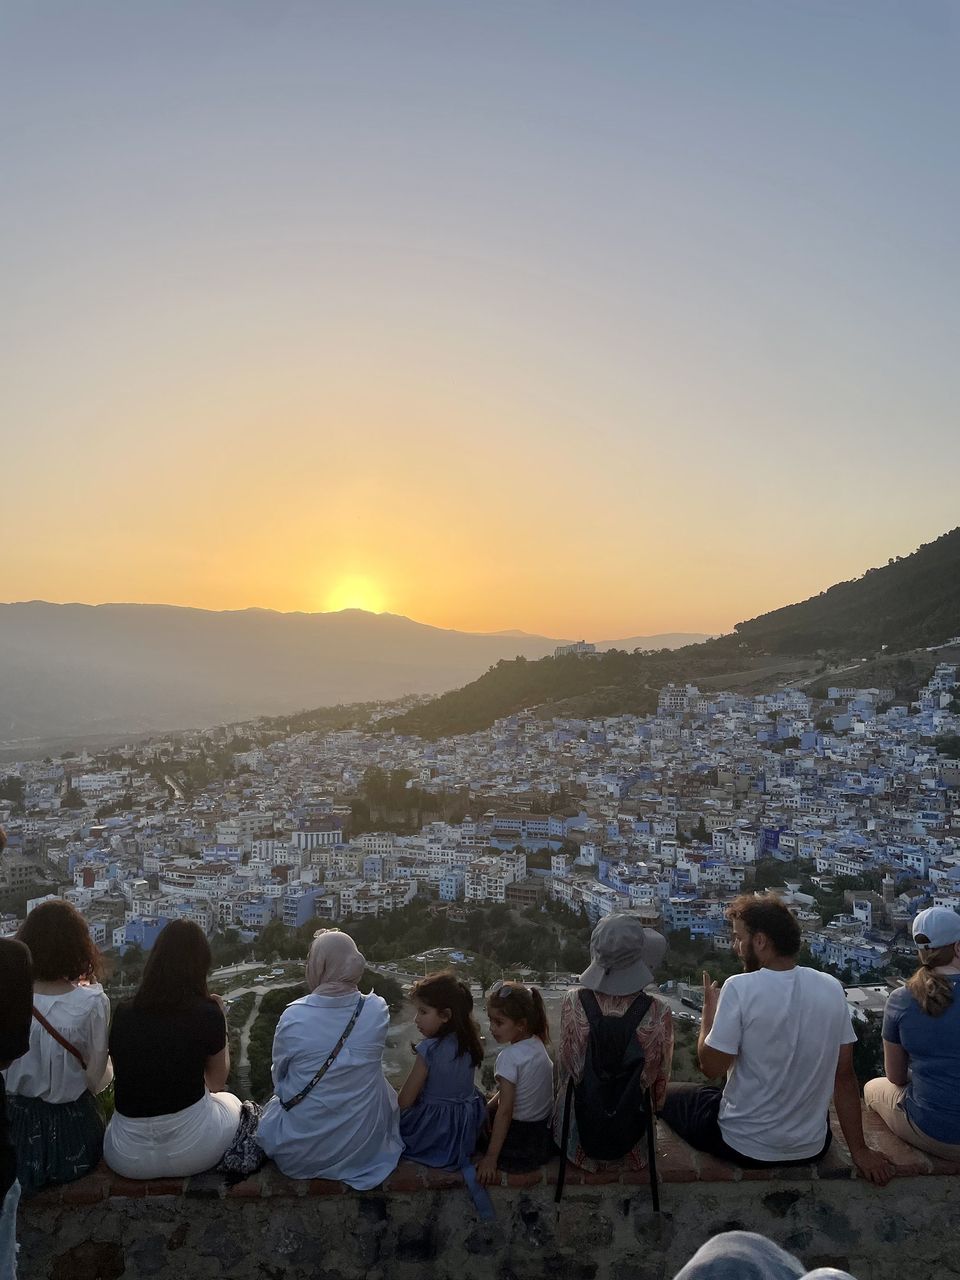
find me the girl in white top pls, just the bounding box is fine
[3,900,112,1195]
[479,980,555,1182]
[256,930,402,1190]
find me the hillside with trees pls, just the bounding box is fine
[385,646,760,740]
[386,527,960,739]
[722,527,960,656]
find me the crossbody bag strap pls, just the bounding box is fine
[32,1007,87,1071]
[279,994,365,1112]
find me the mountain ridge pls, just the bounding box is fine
[0,602,703,752]
[724,526,960,655]
[8,525,955,753]
[385,528,960,739]
[3,600,709,651]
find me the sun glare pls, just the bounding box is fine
[323,576,387,614]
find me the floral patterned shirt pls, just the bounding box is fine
[552,986,674,1170]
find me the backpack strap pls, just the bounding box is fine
[32,1007,87,1071]
[619,992,653,1039]
[645,1086,661,1214]
[578,987,652,1038]
[554,1077,574,1211]
[577,987,603,1030]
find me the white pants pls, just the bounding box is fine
[104,1091,242,1179]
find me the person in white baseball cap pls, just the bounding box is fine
[911,905,960,950]
[864,906,960,1158]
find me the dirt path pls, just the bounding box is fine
[234,987,266,1093]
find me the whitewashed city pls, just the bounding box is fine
[6,6,960,1274]
[4,653,959,1087]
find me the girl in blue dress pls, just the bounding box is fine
[398,972,487,1169]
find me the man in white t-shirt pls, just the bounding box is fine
[661,894,894,1185]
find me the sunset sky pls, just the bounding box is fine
[3,2,958,640]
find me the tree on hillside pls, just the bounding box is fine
[253,918,296,962]
[473,957,498,993]
[360,968,403,1012]
[61,787,86,810]
[560,937,589,971]
[108,943,145,991]
[0,776,25,812]
[853,1018,884,1085]
[753,858,801,891]
[211,927,247,968]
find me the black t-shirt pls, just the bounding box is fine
[110,997,226,1118]
[0,939,33,1198]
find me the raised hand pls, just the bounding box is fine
[701,971,720,1029]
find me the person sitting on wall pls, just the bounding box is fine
[104,920,243,1178]
[0,922,33,1280]
[397,971,487,1167]
[4,900,113,1196]
[256,929,402,1190]
[660,893,895,1184]
[553,913,673,1172]
[478,980,555,1181]
[864,906,960,1159]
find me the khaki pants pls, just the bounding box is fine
[863,1077,960,1160]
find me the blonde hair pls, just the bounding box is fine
[905,943,957,1017]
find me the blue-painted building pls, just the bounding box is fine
[240,898,278,929]
[282,888,324,929]
[440,870,465,901]
[116,915,169,954]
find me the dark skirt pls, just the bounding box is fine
[6,1092,104,1196]
[493,1117,556,1173]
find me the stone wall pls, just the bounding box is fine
[19,1105,960,1280]
[18,1169,957,1280]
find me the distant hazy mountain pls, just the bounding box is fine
[0,603,567,751]
[484,629,546,638]
[594,633,714,651]
[486,630,712,649]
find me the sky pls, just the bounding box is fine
[2,1,958,640]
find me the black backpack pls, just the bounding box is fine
[555,988,660,1211]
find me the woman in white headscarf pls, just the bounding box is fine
[256,930,401,1189]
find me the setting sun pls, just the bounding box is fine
[323,576,387,615]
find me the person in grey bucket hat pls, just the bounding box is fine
[552,913,673,1170]
[579,913,668,996]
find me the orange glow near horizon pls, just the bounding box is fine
[321,575,388,615]
[3,353,945,640]
[1,523,940,642]
[3,9,958,642]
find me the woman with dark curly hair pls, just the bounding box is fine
[3,899,112,1195]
